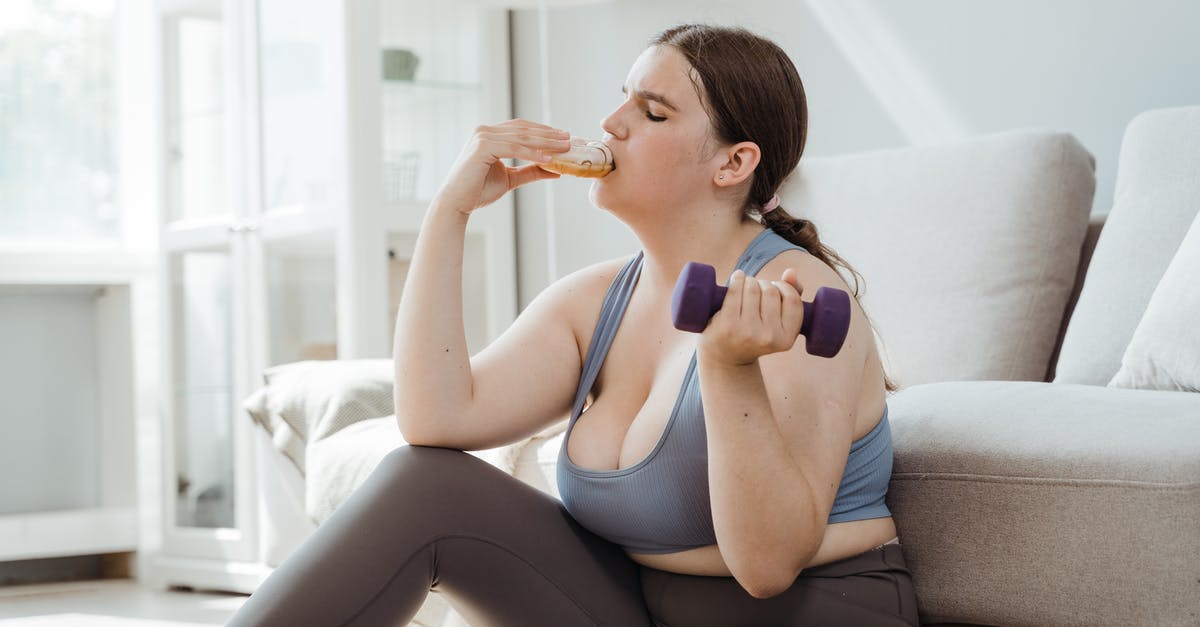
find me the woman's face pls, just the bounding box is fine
[591,45,722,216]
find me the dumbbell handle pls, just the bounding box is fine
[670,261,851,358]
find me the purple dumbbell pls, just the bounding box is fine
[671,262,852,358]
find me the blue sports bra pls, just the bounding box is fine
[556,229,893,554]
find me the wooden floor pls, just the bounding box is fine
[0,580,247,626]
[0,579,448,626]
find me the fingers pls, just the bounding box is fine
[729,269,805,340]
[470,120,573,165]
[507,163,561,188]
[722,269,746,320]
[775,279,803,336]
[704,267,810,362]
[477,132,571,164]
[758,279,782,330]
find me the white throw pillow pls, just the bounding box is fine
[1109,210,1200,391]
[242,359,396,475]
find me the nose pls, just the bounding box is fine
[600,101,628,141]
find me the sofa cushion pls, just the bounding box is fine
[887,381,1200,626]
[1109,207,1200,391]
[780,130,1095,386]
[1055,106,1200,385]
[244,358,556,523]
[243,359,395,475]
[304,416,543,524]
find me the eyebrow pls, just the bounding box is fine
[621,85,680,112]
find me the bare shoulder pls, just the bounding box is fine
[541,254,636,355]
[756,246,874,366]
[756,247,849,293]
[757,246,888,429]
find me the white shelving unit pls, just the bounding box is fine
[0,256,155,565]
[151,0,517,592]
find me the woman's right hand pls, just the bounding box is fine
[433,119,572,215]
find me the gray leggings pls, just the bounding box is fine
[228,446,919,627]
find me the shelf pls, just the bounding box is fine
[383,79,480,93]
[0,251,154,284]
[0,508,138,561]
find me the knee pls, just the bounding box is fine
[380,443,461,466]
[376,444,481,486]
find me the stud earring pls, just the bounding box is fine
[718,175,725,180]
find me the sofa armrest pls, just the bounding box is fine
[886,381,1200,626]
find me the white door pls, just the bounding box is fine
[158,0,257,564]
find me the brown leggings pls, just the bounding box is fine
[228,445,919,627]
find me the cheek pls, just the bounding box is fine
[633,135,698,181]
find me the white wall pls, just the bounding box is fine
[510,0,1200,307]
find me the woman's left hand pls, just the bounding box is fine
[696,268,806,367]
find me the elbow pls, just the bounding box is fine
[394,398,435,446]
[395,409,440,447]
[394,398,462,448]
[726,541,815,599]
[728,552,803,600]
[735,568,796,600]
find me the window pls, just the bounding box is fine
[0,0,117,243]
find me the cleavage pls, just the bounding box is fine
[568,337,695,472]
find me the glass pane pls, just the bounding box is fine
[0,1,117,241]
[265,232,337,365]
[167,16,226,222]
[380,3,480,203]
[258,0,339,211]
[171,250,235,529]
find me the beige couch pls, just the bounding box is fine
[246,106,1200,626]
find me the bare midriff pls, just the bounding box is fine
[628,516,898,576]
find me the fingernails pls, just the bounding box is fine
[556,129,570,137]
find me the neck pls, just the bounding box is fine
[630,208,767,296]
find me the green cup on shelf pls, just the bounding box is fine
[382,48,419,82]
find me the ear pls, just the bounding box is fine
[713,141,761,188]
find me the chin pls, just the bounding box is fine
[588,179,613,213]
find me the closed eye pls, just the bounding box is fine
[645,111,667,122]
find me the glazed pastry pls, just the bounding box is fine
[538,137,614,178]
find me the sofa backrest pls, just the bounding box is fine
[1053,106,1200,385]
[1045,214,1107,381]
[780,130,1096,387]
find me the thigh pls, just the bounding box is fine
[233,445,653,627]
[348,445,654,627]
[641,544,919,627]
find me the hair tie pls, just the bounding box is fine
[761,194,781,214]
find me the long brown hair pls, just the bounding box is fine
[653,24,897,391]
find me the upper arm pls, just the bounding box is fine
[757,252,874,521]
[421,258,624,451]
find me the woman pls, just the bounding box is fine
[230,24,918,627]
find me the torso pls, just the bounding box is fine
[564,245,897,576]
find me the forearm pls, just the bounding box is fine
[697,352,821,584]
[393,200,474,438]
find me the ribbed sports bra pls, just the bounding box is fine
[556,229,894,554]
